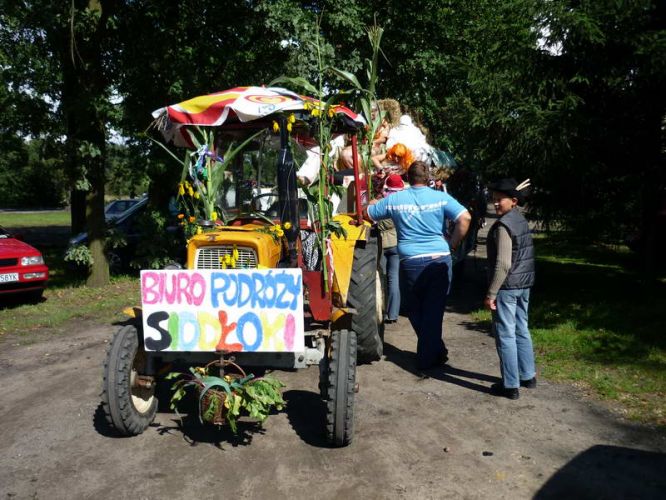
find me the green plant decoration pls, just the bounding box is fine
[331,20,385,182]
[167,362,286,433]
[270,16,384,290]
[149,125,264,233]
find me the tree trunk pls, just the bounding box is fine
[58,0,116,287]
[85,129,109,287]
[70,189,87,236]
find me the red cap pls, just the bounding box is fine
[384,174,405,191]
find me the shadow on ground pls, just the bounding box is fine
[154,414,265,449]
[94,398,265,448]
[535,444,666,499]
[383,341,499,394]
[94,389,330,449]
[283,389,329,448]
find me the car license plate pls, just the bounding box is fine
[0,273,19,283]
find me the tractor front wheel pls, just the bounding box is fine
[348,231,383,363]
[102,325,157,436]
[321,329,357,447]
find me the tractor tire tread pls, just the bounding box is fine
[348,235,383,363]
[101,325,157,436]
[324,329,356,447]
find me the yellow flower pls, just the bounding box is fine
[287,122,292,132]
[224,254,232,265]
[272,121,279,133]
[188,186,194,197]
[311,108,321,117]
[288,113,296,124]
[303,101,311,110]
[196,227,203,235]
[328,107,335,118]
[276,229,284,237]
[283,221,292,230]
[193,191,200,199]
[211,211,218,221]
[177,183,185,196]
[232,246,239,261]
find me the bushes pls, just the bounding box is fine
[0,138,67,208]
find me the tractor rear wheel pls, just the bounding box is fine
[322,329,357,447]
[102,325,157,436]
[348,231,383,363]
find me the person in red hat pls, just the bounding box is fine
[384,173,405,192]
[378,174,405,323]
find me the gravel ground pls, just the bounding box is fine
[1,223,664,500]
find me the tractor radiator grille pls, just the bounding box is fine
[195,246,258,270]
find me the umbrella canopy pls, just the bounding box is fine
[152,86,365,147]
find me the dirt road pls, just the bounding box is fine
[1,235,664,499]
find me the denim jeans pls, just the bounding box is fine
[492,288,536,388]
[382,246,401,321]
[399,255,452,370]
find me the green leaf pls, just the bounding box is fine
[269,76,319,96]
[329,67,363,90]
[200,376,232,394]
[147,135,183,165]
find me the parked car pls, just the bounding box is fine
[104,197,143,221]
[0,225,49,301]
[69,197,149,273]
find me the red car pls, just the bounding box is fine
[0,226,49,301]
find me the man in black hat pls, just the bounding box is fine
[485,178,536,399]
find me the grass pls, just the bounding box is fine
[0,277,140,339]
[472,233,666,427]
[0,209,70,228]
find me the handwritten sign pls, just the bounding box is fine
[140,269,304,353]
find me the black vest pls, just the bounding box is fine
[487,208,535,289]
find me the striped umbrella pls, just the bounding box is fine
[152,86,365,147]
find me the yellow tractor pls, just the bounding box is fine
[101,86,384,446]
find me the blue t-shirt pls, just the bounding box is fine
[368,186,467,259]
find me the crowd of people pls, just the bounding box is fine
[295,99,537,399]
[365,164,535,400]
